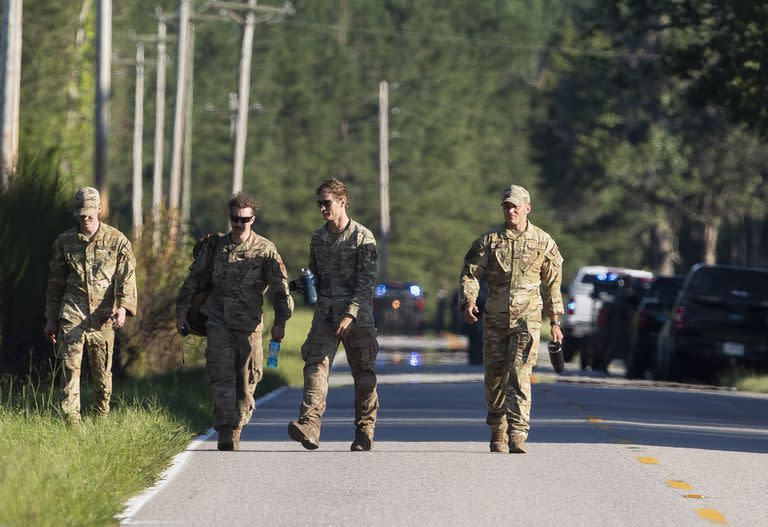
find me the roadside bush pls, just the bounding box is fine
[119,225,205,375]
[0,150,73,380]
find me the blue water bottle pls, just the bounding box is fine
[300,268,317,305]
[267,340,280,368]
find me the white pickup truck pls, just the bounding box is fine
[561,265,653,367]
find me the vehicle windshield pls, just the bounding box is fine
[687,268,768,302]
[648,278,684,305]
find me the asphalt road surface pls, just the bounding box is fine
[122,340,768,526]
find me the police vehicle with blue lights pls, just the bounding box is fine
[373,281,426,334]
[561,266,653,365]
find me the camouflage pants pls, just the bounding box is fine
[297,315,379,441]
[483,319,541,440]
[205,322,263,428]
[57,323,114,423]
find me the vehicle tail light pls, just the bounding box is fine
[637,309,650,330]
[673,305,686,329]
[567,297,576,315]
[415,298,425,311]
[597,306,608,328]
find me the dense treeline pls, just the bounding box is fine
[8,0,768,305]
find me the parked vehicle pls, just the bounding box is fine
[625,275,685,379]
[587,273,653,371]
[373,281,426,334]
[561,266,653,366]
[655,265,768,382]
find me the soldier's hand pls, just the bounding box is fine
[271,325,285,342]
[336,315,354,337]
[550,324,564,344]
[111,307,127,329]
[44,319,58,344]
[463,303,479,324]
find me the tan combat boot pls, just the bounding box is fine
[350,430,373,452]
[232,426,242,451]
[490,429,508,453]
[288,420,319,450]
[509,435,527,454]
[217,426,234,451]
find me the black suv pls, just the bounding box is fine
[625,275,685,379]
[373,282,425,334]
[655,264,768,381]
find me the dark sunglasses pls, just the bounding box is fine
[229,215,254,224]
[316,199,334,208]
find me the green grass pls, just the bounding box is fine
[262,307,313,387]
[0,308,313,527]
[719,368,768,394]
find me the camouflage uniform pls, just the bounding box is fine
[459,221,563,442]
[45,223,137,423]
[295,219,379,444]
[177,231,293,430]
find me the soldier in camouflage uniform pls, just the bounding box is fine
[177,191,293,451]
[288,178,380,452]
[458,185,564,454]
[44,187,137,424]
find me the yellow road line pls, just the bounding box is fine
[587,417,602,423]
[636,456,659,464]
[667,480,693,490]
[685,494,704,499]
[695,508,728,524]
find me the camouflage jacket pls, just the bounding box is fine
[458,221,564,327]
[177,231,294,332]
[309,219,377,327]
[45,223,137,331]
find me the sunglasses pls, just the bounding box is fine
[316,199,334,208]
[230,215,254,224]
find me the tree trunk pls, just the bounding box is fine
[702,218,721,264]
[749,218,763,267]
[651,215,678,275]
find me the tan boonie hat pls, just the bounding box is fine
[501,185,531,206]
[74,186,101,215]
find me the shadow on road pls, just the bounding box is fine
[251,378,768,455]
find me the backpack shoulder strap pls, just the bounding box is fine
[194,233,222,290]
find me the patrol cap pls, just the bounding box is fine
[501,185,531,206]
[74,186,101,215]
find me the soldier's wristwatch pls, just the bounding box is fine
[550,320,561,326]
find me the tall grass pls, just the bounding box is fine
[0,309,312,527]
[0,151,74,378]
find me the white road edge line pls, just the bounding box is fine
[116,385,290,525]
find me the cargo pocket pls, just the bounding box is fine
[513,332,534,368]
[346,326,379,367]
[301,334,335,364]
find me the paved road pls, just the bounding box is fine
[122,343,768,526]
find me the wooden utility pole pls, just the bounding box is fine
[152,12,168,247]
[95,0,112,215]
[231,0,257,194]
[379,80,390,282]
[1,0,22,191]
[181,24,195,234]
[131,42,145,239]
[228,91,238,152]
[168,0,191,239]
